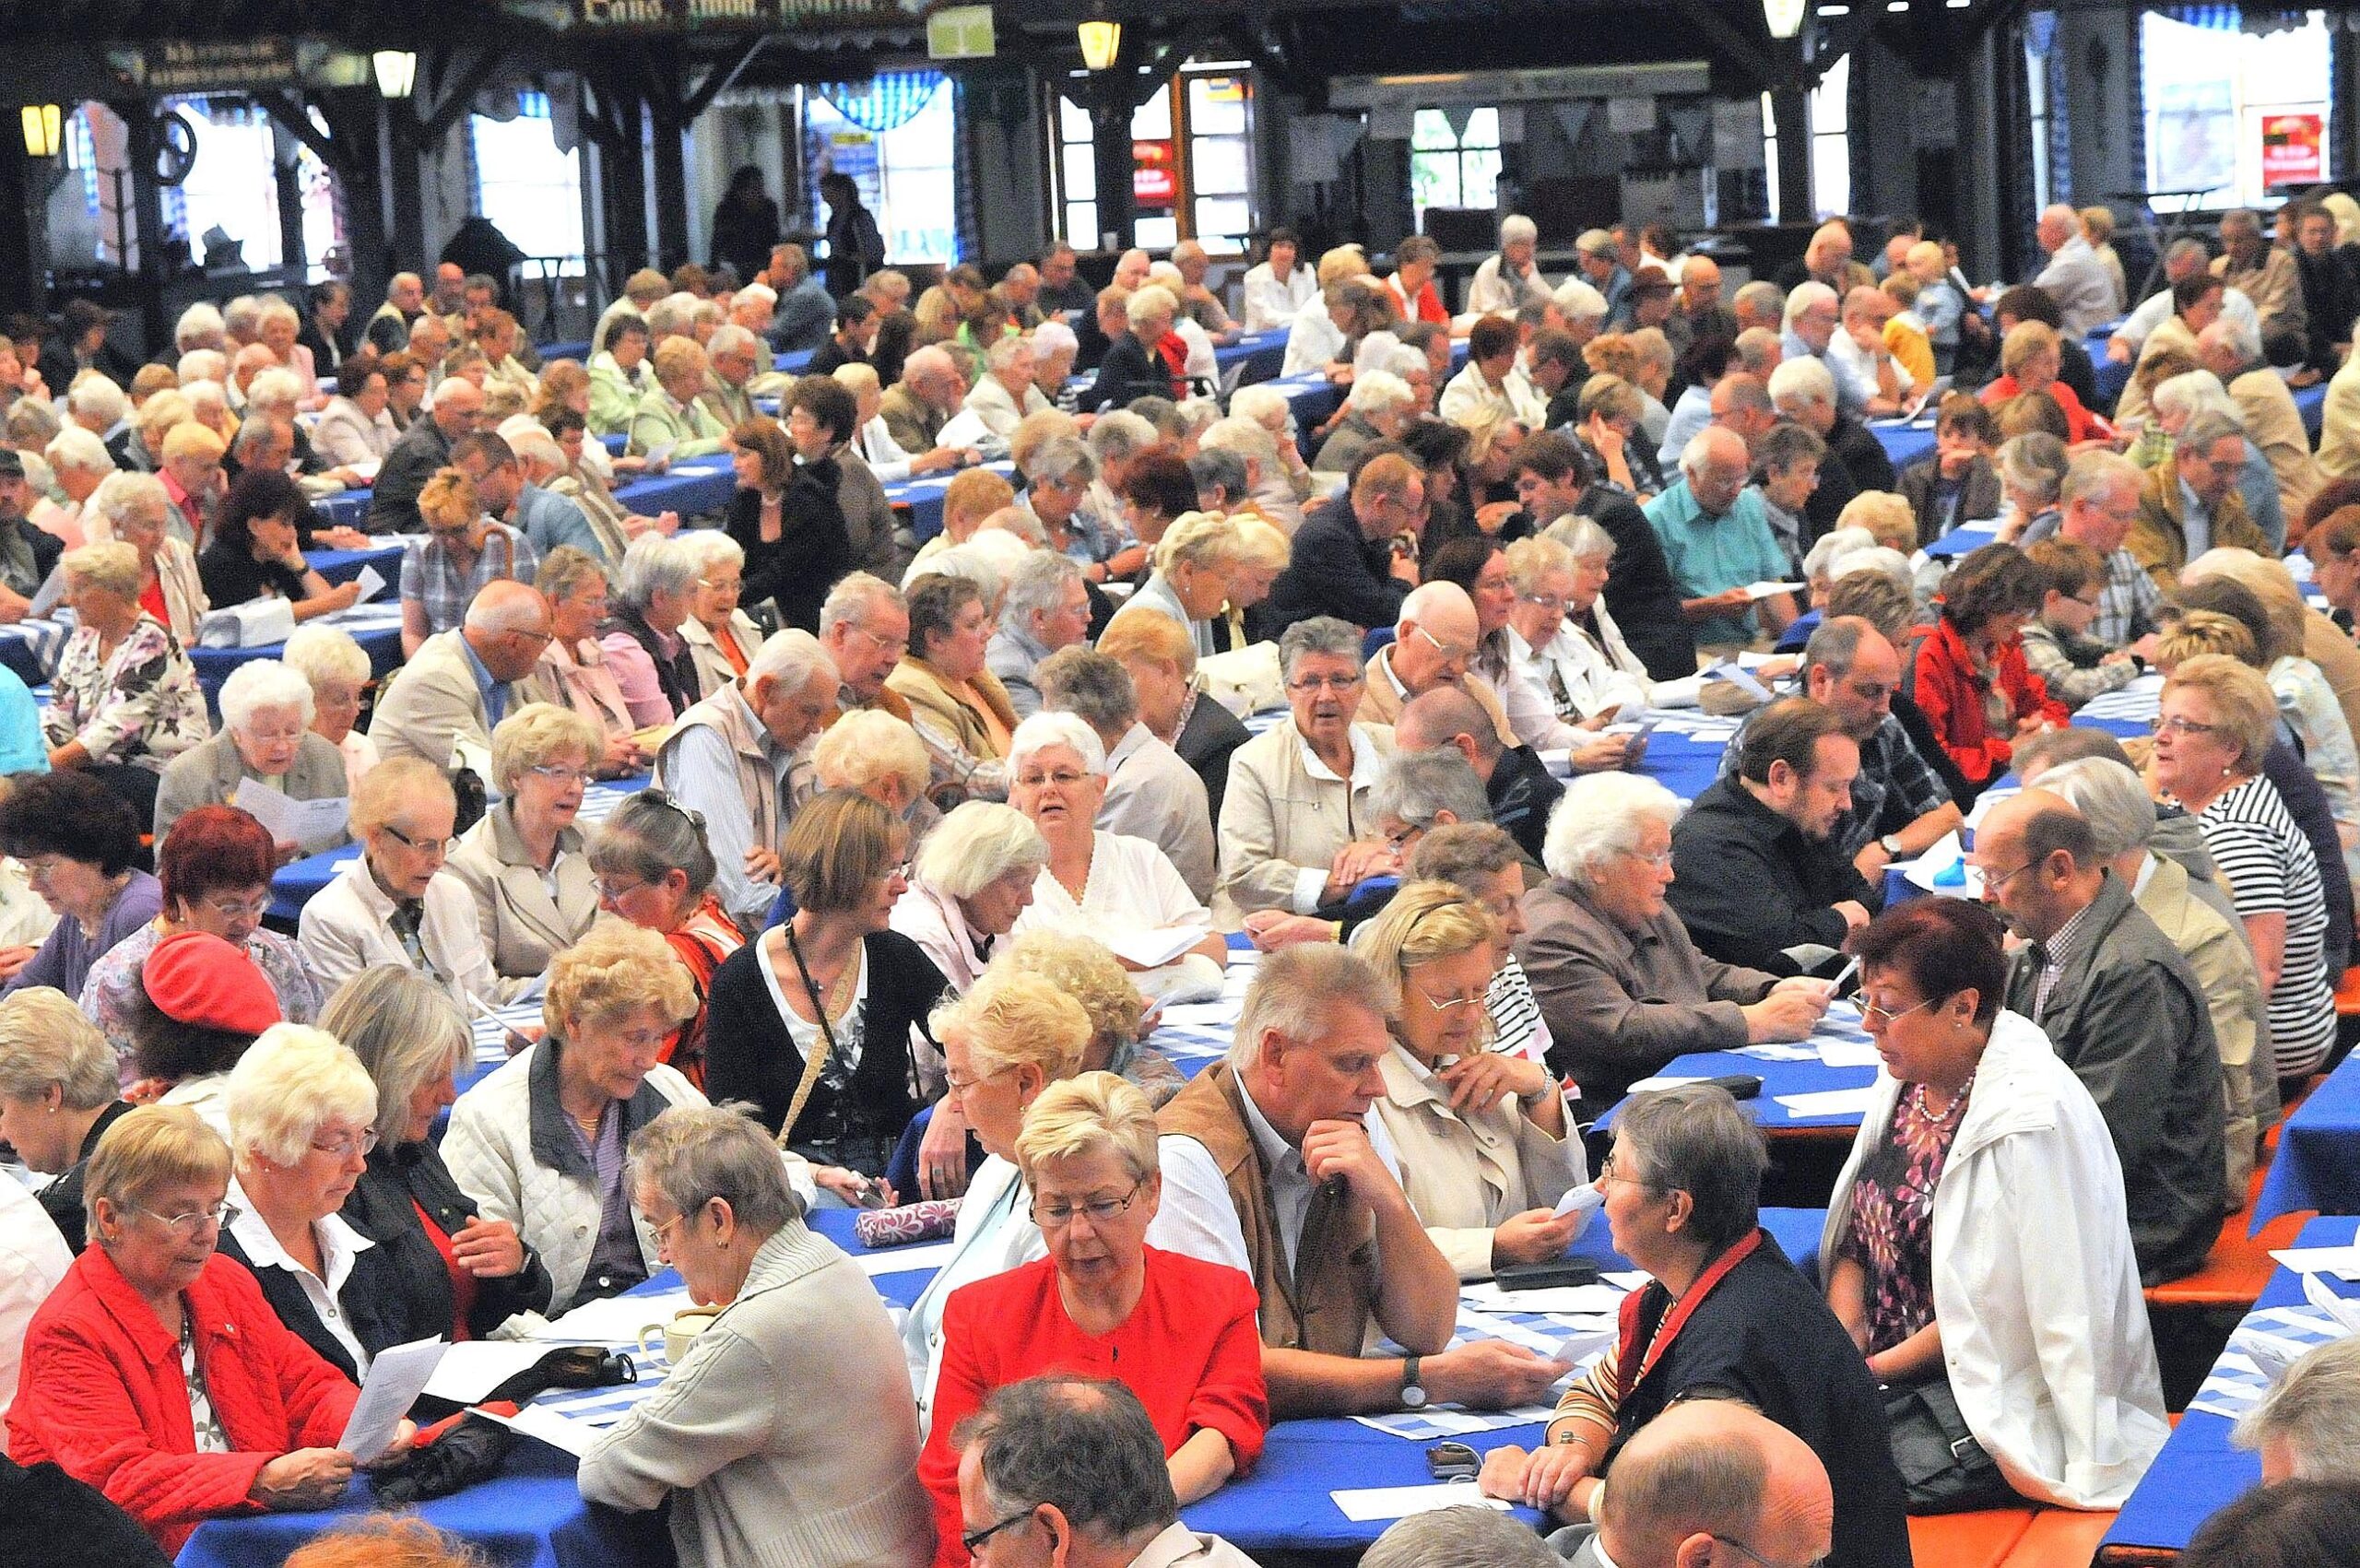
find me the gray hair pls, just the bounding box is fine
[1832,545,1912,588]
[1364,1508,1561,1568]
[1278,615,1363,679]
[0,986,119,1110]
[958,1377,1177,1544]
[232,415,288,462]
[2037,756,2156,858]
[1232,944,1398,1074]
[1188,447,1249,502]
[1766,354,1835,412]
[617,532,701,607]
[97,471,170,533]
[175,301,225,349]
[628,1102,804,1234]
[1037,646,1138,734]
[2234,1337,2360,1480]
[1200,416,1278,468]
[1611,1083,1766,1252]
[1345,369,1414,418]
[46,425,115,478]
[1088,410,1158,466]
[678,529,745,574]
[1008,711,1105,777]
[218,659,316,734]
[2202,313,2262,365]
[2165,236,2212,269]
[2180,409,2249,454]
[819,572,905,638]
[223,1024,378,1168]
[2002,432,2073,506]
[2154,371,2240,427]
[745,627,839,694]
[985,334,1032,375]
[915,800,1048,899]
[1028,435,1097,489]
[588,792,720,901]
[244,367,302,414]
[283,623,372,689]
[1801,526,1876,585]
[66,376,127,429]
[1542,772,1682,889]
[1552,277,1608,324]
[1733,279,1786,322]
[1782,278,1839,327]
[1801,614,1882,680]
[1499,214,1539,247]
[319,967,472,1147]
[1369,749,1489,831]
[705,323,758,360]
[1547,515,1617,561]
[1001,549,1085,635]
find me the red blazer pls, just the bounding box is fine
[6,1245,360,1555]
[1909,615,2069,787]
[919,1247,1268,1568]
[1976,372,2108,444]
[1385,274,1449,326]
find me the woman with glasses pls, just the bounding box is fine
[7,1104,372,1555]
[522,547,645,776]
[1821,898,2166,1512]
[679,530,765,697]
[153,661,352,857]
[298,756,502,1012]
[1363,881,1585,1280]
[577,1102,931,1568]
[588,793,746,1091]
[282,624,379,795]
[918,1072,1266,1568]
[0,986,133,1254]
[1479,1083,1913,1568]
[1003,713,1226,1005]
[82,807,319,1073]
[446,704,605,997]
[1495,532,1647,760]
[43,538,210,823]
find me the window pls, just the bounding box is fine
[1051,65,1258,253]
[1760,54,1851,222]
[806,75,958,267]
[470,93,584,269]
[1409,107,1502,230]
[168,100,312,271]
[2140,9,2331,208]
[2027,15,2055,210]
[1186,75,1254,255]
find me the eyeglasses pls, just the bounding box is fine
[962,1507,1039,1556]
[1976,860,2037,894]
[199,891,272,921]
[1287,672,1364,693]
[944,1063,1015,1095]
[1031,1181,1145,1229]
[310,1128,380,1161]
[1858,993,1936,1027]
[1519,592,1566,609]
[1414,623,1472,664]
[381,823,452,855]
[2150,714,2224,737]
[1711,1535,1826,1568]
[134,1200,240,1238]
[649,1209,697,1248]
[1413,986,1490,1015]
[1597,1150,1658,1193]
[1015,769,1091,790]
[527,764,589,786]
[1624,848,1675,870]
[597,876,652,903]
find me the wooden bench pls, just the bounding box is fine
[2001,1509,2118,1568]
[1907,1510,2035,1568]
[2143,1167,2309,1313]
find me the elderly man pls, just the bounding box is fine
[2029,451,2166,652]
[2197,316,2322,520]
[817,572,913,725]
[1778,281,1870,417]
[2109,238,2260,368]
[1513,432,1694,681]
[1552,1400,1836,1568]
[1168,241,1237,342]
[2031,203,2119,337]
[1823,287,1911,418]
[2117,272,2232,427]
[2215,208,2307,365]
[1355,581,1518,747]
[697,324,761,430]
[1730,277,1788,337]
[370,375,483,536]
[370,578,551,772]
[1217,617,1398,918]
[962,336,1050,443]
[2235,1338,2360,1485]
[1721,617,1959,878]
[502,422,618,564]
[656,627,839,934]
[765,243,836,355]
[881,345,962,457]
[365,271,426,354]
[1575,230,1633,328]
[1153,945,1566,1416]
[2129,410,2267,588]
[1467,214,1554,318]
[1644,427,1795,654]
[1778,220,1872,298]
[1038,645,1216,901]
[1261,452,1422,634]
[1395,687,1565,869]
[1677,255,1736,344]
[1031,244,1092,322]
[1976,789,2225,1285]
[1670,697,1877,972]
[988,549,1091,719]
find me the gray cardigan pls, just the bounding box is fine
[152,728,351,852]
[577,1220,933,1568]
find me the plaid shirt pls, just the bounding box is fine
[2030,895,2100,1018]
[399,520,540,638]
[1720,709,1951,858]
[2093,545,2164,648]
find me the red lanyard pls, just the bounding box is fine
[1613,1228,1764,1403]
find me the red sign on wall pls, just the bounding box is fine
[1133,139,1176,206]
[2262,112,2323,187]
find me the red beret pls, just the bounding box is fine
[142,931,282,1037]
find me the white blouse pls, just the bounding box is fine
[1009,831,1222,1004]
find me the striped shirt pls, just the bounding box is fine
[1488,953,1550,1068]
[2197,775,2337,1077]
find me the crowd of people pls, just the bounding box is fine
[0,195,2359,1565]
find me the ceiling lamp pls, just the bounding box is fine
[1078,12,1123,71]
[1763,0,1807,38]
[19,105,60,160]
[372,51,419,100]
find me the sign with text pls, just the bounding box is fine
[567,0,931,28]
[104,39,300,93]
[1133,139,1176,206]
[2261,111,2323,187]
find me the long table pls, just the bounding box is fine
[2253,1048,2360,1224]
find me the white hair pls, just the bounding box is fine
[1500,214,1538,246]
[813,708,929,800]
[986,334,1033,375]
[1032,320,1078,359]
[1126,285,1179,333]
[616,531,701,606]
[1008,710,1105,777]
[678,529,745,572]
[705,323,759,359]
[218,659,316,734]
[1551,278,1607,324]
[737,281,778,310]
[745,626,839,693]
[1782,279,1839,328]
[243,367,302,415]
[174,301,225,349]
[501,422,564,471]
[1802,526,1876,584]
[2202,314,2263,365]
[177,349,227,386]
[915,800,1049,899]
[283,623,372,689]
[1228,383,1291,431]
[66,376,127,429]
[1352,330,1403,378]
[1766,355,1836,412]
[2153,369,2240,426]
[1347,369,1415,419]
[1001,548,1083,631]
[1542,772,1683,889]
[45,425,113,477]
[1198,416,1277,466]
[819,572,904,636]
[224,1023,377,1169]
[1831,546,1913,588]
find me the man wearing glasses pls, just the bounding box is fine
[1356,581,1519,752]
[370,579,554,774]
[2127,410,2268,590]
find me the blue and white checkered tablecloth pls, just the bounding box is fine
[0,616,72,680]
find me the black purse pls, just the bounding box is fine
[368,1346,637,1506]
[1881,1373,2014,1514]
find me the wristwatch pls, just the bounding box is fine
[1879,833,1906,857]
[1400,1355,1428,1410]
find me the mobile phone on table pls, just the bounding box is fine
[1704,1073,1764,1101]
[1426,1442,1481,1481]
[1494,1257,1601,1291]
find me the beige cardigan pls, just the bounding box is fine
[1212,717,1394,920]
[1369,1043,1585,1279]
[444,800,600,996]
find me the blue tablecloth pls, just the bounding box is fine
[2254,1049,2360,1224]
[542,340,591,364]
[1592,1040,1879,1136]
[610,454,737,521]
[1632,725,1733,806]
[303,542,407,588]
[890,462,1020,545]
[2097,1214,2359,1559]
[1923,518,1998,560]
[1868,419,1937,472]
[1272,372,1346,431]
[1214,329,1290,385]
[2089,325,2131,409]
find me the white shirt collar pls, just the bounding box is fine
[1233,1075,1299,1171]
[2133,850,2159,898]
[1296,724,1382,788]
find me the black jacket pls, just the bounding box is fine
[1087,332,1172,412]
[804,336,867,380]
[600,601,702,720]
[1825,411,1898,498]
[0,1456,172,1568]
[1260,497,1411,636]
[341,1137,558,1336]
[0,516,62,600]
[1175,694,1252,830]
[36,1100,132,1255]
[368,417,454,536]
[1577,489,1694,681]
[1667,775,1881,973]
[1896,454,2002,547]
[727,462,853,634]
[1487,744,1564,867]
[216,1220,413,1383]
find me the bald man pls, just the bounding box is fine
[369,577,553,772]
[367,271,425,354]
[1357,581,1518,748]
[1571,1400,1834,1568]
[2033,203,2118,337]
[1644,426,1796,654]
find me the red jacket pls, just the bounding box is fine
[1909,615,2069,787]
[1385,273,1450,325]
[6,1245,360,1555]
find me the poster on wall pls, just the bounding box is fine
[2147,80,2235,197]
[1133,139,1176,206]
[2261,111,2323,187]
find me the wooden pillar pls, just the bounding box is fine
[272,117,305,272]
[1088,90,1135,252]
[121,103,171,350]
[387,99,427,273]
[644,47,690,269]
[1769,85,1811,223]
[597,85,652,274]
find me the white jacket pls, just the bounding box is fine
[1241,262,1316,334]
[297,853,504,1014]
[1820,1009,2168,1509]
[900,1155,1044,1433]
[961,374,1050,442]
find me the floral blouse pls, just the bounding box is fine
[1836,1076,1974,1354]
[81,918,321,1081]
[41,613,209,772]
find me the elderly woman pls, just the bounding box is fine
[999,928,1183,1098]
[901,970,1092,1413]
[44,540,209,819]
[297,756,502,1011]
[1910,544,2066,799]
[578,1102,932,1568]
[254,297,320,407]
[889,573,1021,800]
[325,967,549,1343]
[589,793,746,1091]
[400,468,536,654]
[2154,654,2339,1082]
[40,426,115,548]
[705,790,949,1180]
[726,416,849,635]
[1217,615,1399,918]
[1823,899,2169,1510]
[1005,713,1226,1004]
[811,707,941,845]
[153,661,348,855]
[6,1105,368,1555]
[891,801,1048,997]
[446,704,604,996]
[1131,511,1245,658]
[444,922,704,1311]
[1575,372,1665,499]
[0,986,132,1253]
[679,529,764,695]
[522,545,643,774]
[920,1072,1266,1567]
[83,806,318,1069]
[1507,531,1658,749]
[1979,321,2106,443]
[628,338,727,460]
[1408,822,1554,1067]
[1478,1084,1913,1564]
[589,317,655,438]
[1092,286,1190,409]
[1988,434,2073,547]
[0,771,162,1001]
[1516,772,1829,1120]
[601,532,705,726]
[1363,880,1584,1279]
[195,471,359,619]
[282,623,378,794]
[313,363,396,469]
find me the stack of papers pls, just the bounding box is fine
[2270,1245,2360,1281]
[1774,1086,1882,1119]
[1331,1484,1508,1522]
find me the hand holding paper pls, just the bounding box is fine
[337,1337,447,1461]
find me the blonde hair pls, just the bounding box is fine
[928,966,1090,1081]
[2000,320,2061,379]
[1096,605,1198,678]
[1009,409,1081,476]
[224,1023,379,1167]
[1152,510,1244,577]
[2157,608,2259,671]
[161,420,228,462]
[545,921,698,1040]
[1015,1070,1160,1185]
[490,701,604,793]
[996,930,1146,1065]
[1233,514,1292,575]
[1357,880,1501,1052]
[61,540,142,598]
[353,754,454,833]
[1504,535,1576,594]
[417,467,479,531]
[1316,244,1370,287]
[84,1103,230,1236]
[812,709,929,802]
[651,336,708,386]
[1835,490,1918,553]
[942,468,1018,539]
[2183,548,2313,666]
[0,986,118,1109]
[2163,652,2279,770]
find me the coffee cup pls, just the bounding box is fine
[638,1305,724,1364]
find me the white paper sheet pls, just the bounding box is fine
[1103,925,1212,969]
[492,1401,600,1457]
[2302,1268,2360,1335]
[351,563,388,603]
[1330,1484,1508,1522]
[1459,1280,1626,1315]
[1552,1185,1605,1222]
[1816,1042,1884,1068]
[2270,1246,2360,1281]
[339,1336,447,1460]
[1774,1086,1883,1118]
[529,1288,697,1342]
[1702,662,1774,703]
[1742,580,1807,601]
[234,778,349,847]
[422,1339,554,1404]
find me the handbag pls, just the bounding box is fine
[1880,1373,2014,1514]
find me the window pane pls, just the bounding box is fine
[1813,53,1849,136]
[1132,90,1172,140]
[2141,9,2331,206]
[1195,197,1253,242]
[472,107,584,269]
[1135,213,1179,250]
[1191,136,1251,196]
[1410,150,1461,227]
[1463,107,1501,149]
[1411,109,1459,152]
[1811,133,1849,222]
[1065,201,1098,246]
[174,106,282,270]
[1459,149,1502,212]
[1187,77,1249,136]
[1062,143,1097,202]
[1761,89,1780,224]
[1059,96,1092,144]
